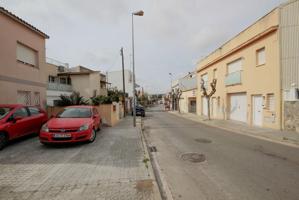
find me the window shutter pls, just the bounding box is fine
[17,43,37,66]
[228,59,242,74]
[257,48,266,65]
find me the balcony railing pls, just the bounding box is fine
[47,82,72,91]
[225,71,242,86]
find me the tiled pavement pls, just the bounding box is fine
[0,117,160,200]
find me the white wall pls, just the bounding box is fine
[107,70,134,97]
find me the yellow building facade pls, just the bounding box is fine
[196,8,282,129]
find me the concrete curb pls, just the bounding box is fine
[138,118,174,200]
[137,119,163,200]
[169,112,299,149]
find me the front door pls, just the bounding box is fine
[252,95,263,126]
[202,97,208,116]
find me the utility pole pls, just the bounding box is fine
[120,47,126,117]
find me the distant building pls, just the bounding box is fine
[107,69,140,97]
[196,0,299,131]
[178,72,197,114]
[58,65,108,100]
[0,7,49,108]
[45,58,73,106]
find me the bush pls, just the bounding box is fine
[56,92,89,106]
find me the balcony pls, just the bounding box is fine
[47,82,72,92]
[225,71,242,86]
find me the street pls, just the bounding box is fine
[144,106,299,200]
[0,117,159,200]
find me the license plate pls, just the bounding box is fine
[53,133,71,138]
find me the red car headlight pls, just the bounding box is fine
[41,124,49,132]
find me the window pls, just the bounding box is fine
[227,58,242,74]
[213,69,217,80]
[60,77,67,84]
[57,108,92,118]
[33,92,40,106]
[13,108,29,118]
[48,76,55,83]
[201,73,208,89]
[17,91,31,106]
[257,47,266,66]
[0,107,12,120]
[28,107,41,115]
[16,42,38,67]
[266,94,275,111]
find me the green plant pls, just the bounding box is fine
[56,91,89,106]
[90,89,126,105]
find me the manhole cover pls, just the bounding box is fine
[181,153,206,163]
[195,138,212,144]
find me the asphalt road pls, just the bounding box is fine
[144,106,299,200]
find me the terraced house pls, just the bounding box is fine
[0,7,49,108]
[196,0,299,130]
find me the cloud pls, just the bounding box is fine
[0,0,286,94]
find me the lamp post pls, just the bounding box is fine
[169,73,174,110]
[132,10,144,127]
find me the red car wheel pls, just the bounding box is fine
[0,132,8,150]
[88,129,96,143]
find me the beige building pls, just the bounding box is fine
[45,58,73,106]
[196,0,299,130]
[178,73,197,114]
[0,7,49,108]
[58,66,108,100]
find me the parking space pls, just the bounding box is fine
[0,117,158,200]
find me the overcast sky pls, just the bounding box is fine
[1,0,286,94]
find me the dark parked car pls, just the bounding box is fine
[0,104,48,150]
[132,105,145,117]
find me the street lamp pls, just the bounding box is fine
[169,73,174,110]
[132,10,144,127]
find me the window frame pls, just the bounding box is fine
[256,47,266,66]
[16,41,39,68]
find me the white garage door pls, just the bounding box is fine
[229,93,247,122]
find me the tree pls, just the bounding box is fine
[200,79,217,120]
[56,91,89,106]
[172,88,182,112]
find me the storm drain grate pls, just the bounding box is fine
[195,138,212,144]
[149,146,157,152]
[181,153,206,163]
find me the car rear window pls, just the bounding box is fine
[0,107,12,120]
[57,108,92,118]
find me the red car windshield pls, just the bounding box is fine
[0,107,12,120]
[57,108,91,118]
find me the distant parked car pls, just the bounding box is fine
[39,106,101,145]
[132,105,145,117]
[0,104,48,150]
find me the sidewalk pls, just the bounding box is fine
[170,111,299,148]
[0,116,161,200]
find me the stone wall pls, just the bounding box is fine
[284,101,299,132]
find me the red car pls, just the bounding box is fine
[0,104,48,150]
[40,106,101,144]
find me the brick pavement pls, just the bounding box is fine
[0,117,160,200]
